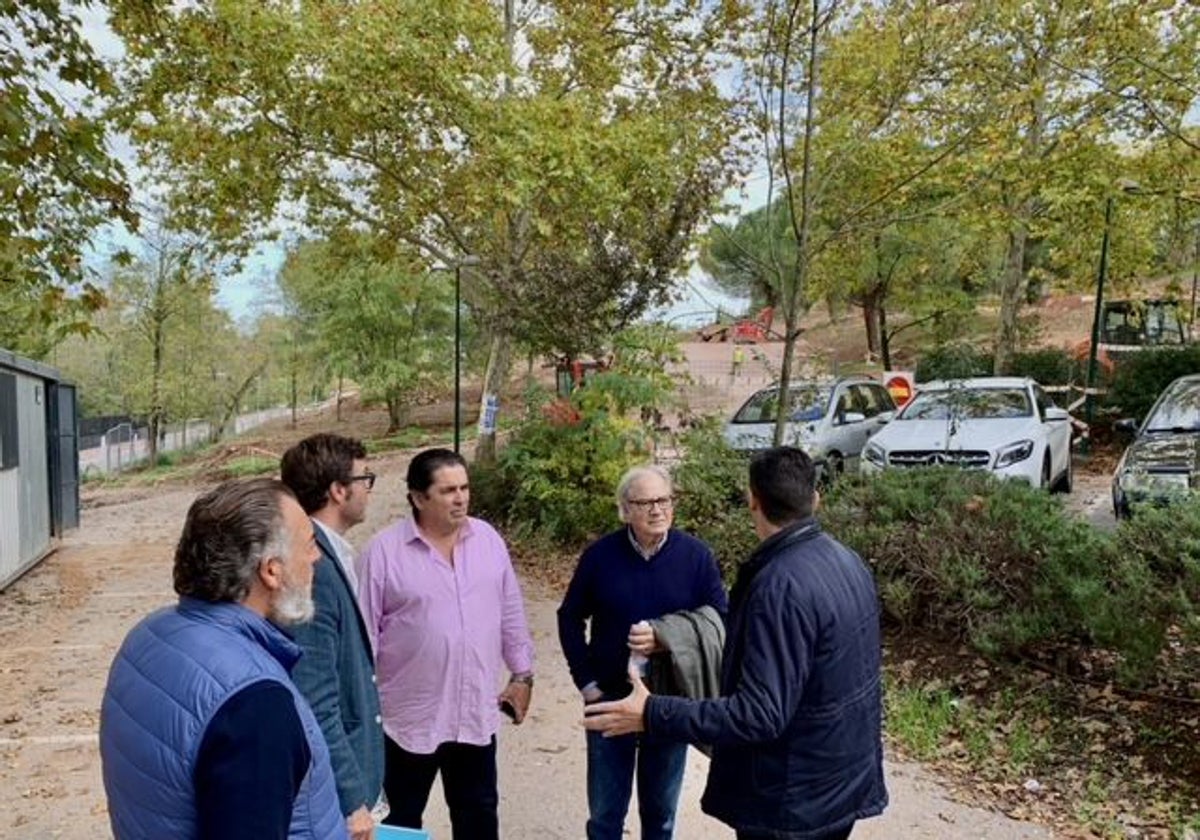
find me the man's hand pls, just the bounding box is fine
[582,665,650,737]
[346,805,374,840]
[498,679,532,724]
[628,620,661,656]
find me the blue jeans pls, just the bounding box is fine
[586,729,687,840]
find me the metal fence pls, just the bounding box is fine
[78,406,297,477]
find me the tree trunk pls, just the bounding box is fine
[861,286,882,359]
[385,394,407,435]
[147,285,166,464]
[474,331,512,463]
[879,305,892,370]
[994,216,1030,374]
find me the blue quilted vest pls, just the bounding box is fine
[99,598,347,840]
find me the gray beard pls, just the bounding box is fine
[270,580,315,626]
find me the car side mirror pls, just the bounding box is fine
[877,411,894,424]
[1114,418,1138,435]
[1044,406,1069,422]
[839,411,867,425]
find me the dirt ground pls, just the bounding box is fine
[0,441,1067,840]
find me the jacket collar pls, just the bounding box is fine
[177,597,302,671]
[743,517,821,573]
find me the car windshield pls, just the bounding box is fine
[1144,382,1200,432]
[899,387,1033,420]
[732,385,831,424]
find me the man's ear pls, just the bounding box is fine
[327,480,348,507]
[258,554,286,593]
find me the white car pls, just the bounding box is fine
[860,377,1074,491]
[724,377,896,478]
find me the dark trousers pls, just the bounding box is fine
[585,729,688,840]
[737,826,853,840]
[382,735,499,840]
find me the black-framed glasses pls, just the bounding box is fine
[627,496,674,512]
[345,472,376,490]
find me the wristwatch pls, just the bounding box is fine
[509,672,534,686]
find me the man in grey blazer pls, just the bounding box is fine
[282,433,386,840]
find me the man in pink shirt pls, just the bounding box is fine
[357,448,535,840]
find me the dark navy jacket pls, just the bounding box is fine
[289,524,385,817]
[645,519,887,838]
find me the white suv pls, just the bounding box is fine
[723,378,897,478]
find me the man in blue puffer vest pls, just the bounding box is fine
[584,447,887,840]
[99,477,348,840]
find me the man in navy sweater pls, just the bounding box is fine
[582,447,887,840]
[558,464,727,840]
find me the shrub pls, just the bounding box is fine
[1008,347,1081,386]
[1105,345,1200,422]
[471,325,684,546]
[820,469,1109,655]
[670,418,755,580]
[914,344,992,382]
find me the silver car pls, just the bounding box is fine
[723,378,896,477]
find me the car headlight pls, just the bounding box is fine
[1118,470,1191,496]
[864,442,886,467]
[994,440,1034,469]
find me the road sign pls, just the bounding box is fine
[883,371,915,407]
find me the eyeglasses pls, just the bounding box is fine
[627,496,674,512]
[345,472,376,490]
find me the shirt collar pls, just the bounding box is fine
[627,526,668,561]
[402,516,474,548]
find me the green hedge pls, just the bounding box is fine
[1104,345,1200,422]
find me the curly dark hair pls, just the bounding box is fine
[173,478,295,602]
[280,433,367,515]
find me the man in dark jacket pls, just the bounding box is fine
[281,433,386,839]
[584,447,887,840]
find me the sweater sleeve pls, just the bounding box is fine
[195,680,310,840]
[696,542,730,618]
[556,548,597,691]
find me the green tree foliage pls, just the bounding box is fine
[108,0,749,458]
[277,237,454,433]
[0,0,133,355]
[934,1,1198,372]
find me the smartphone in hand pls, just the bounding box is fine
[500,699,517,721]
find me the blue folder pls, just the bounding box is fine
[376,827,431,840]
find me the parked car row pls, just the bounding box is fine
[725,371,1200,518]
[725,375,1074,491]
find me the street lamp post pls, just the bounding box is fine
[436,255,480,454]
[1083,195,1114,453]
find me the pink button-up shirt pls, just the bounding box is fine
[357,516,535,754]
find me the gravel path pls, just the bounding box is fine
[0,452,1061,839]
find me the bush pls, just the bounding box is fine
[914,344,992,382]
[821,468,1109,655]
[1105,345,1200,422]
[1007,347,1081,386]
[471,325,684,546]
[670,418,755,580]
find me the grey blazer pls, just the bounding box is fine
[289,523,385,816]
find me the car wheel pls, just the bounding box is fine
[1051,450,1073,494]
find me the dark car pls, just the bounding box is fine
[1111,374,1200,518]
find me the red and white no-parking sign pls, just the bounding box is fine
[882,371,915,407]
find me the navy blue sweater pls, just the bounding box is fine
[557,528,728,697]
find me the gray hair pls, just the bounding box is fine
[173,478,295,603]
[616,464,673,521]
